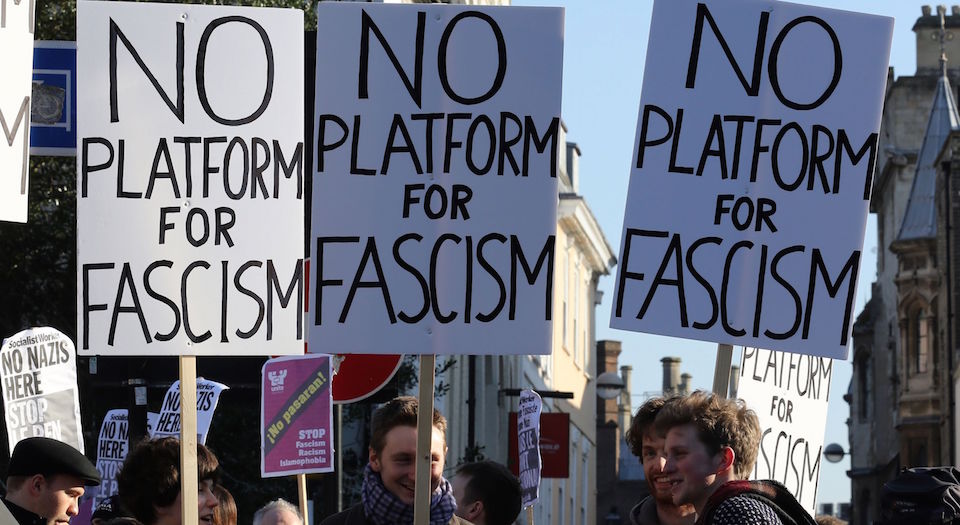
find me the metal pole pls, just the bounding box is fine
[712,344,733,398]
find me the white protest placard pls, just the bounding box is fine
[738,347,832,515]
[93,409,128,508]
[310,3,563,355]
[150,378,228,443]
[0,327,85,452]
[517,389,542,507]
[0,0,34,223]
[77,0,305,356]
[610,0,893,359]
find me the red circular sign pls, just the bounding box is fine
[331,354,403,404]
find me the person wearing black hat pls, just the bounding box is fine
[1,436,101,525]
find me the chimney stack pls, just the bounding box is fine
[729,365,741,399]
[661,357,682,395]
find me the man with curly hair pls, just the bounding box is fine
[624,396,695,525]
[116,437,220,525]
[656,391,815,525]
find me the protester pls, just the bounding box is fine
[92,495,131,525]
[319,396,472,525]
[103,518,145,525]
[656,391,815,525]
[116,437,219,525]
[451,460,521,525]
[252,499,301,525]
[1,436,101,525]
[814,516,846,525]
[212,486,236,525]
[624,397,696,525]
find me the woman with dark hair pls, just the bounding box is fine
[117,437,220,525]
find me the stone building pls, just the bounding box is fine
[850,5,960,524]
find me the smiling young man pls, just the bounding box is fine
[1,437,101,525]
[655,391,815,525]
[320,396,472,525]
[624,397,696,525]
[116,437,220,525]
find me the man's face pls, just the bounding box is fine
[36,474,85,525]
[662,424,722,511]
[451,474,479,521]
[370,425,446,505]
[259,508,300,525]
[640,431,673,503]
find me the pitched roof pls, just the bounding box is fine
[897,70,960,241]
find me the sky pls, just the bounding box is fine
[511,0,932,509]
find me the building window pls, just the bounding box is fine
[909,308,930,374]
[574,260,581,367]
[563,254,569,349]
[857,350,871,421]
[909,437,929,467]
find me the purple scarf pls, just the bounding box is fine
[361,464,457,525]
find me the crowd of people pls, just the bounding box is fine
[1,391,844,525]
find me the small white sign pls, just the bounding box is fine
[310,3,563,355]
[517,389,542,508]
[77,0,305,356]
[93,409,128,508]
[150,378,228,444]
[738,347,832,515]
[0,327,85,453]
[0,0,35,222]
[611,0,893,359]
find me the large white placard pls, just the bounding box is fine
[738,347,832,516]
[0,0,35,223]
[310,3,563,355]
[0,327,85,452]
[77,0,304,356]
[611,0,893,359]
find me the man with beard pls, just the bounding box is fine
[625,397,695,525]
[656,391,815,525]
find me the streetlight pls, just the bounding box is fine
[823,443,848,463]
[596,371,625,400]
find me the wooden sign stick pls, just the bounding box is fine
[179,355,199,525]
[413,354,436,525]
[297,474,309,523]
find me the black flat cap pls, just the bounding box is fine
[8,437,100,486]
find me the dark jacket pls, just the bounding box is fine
[1,498,45,525]
[319,503,473,525]
[696,480,816,525]
[630,495,660,525]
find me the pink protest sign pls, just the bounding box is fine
[260,355,333,477]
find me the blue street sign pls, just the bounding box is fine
[31,41,76,156]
